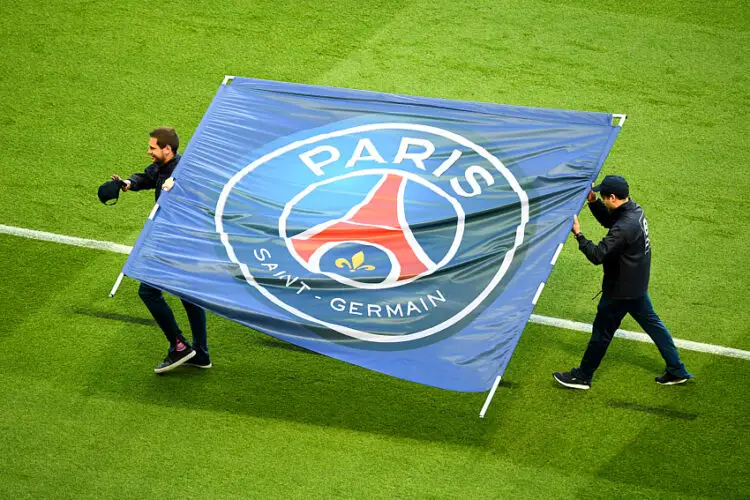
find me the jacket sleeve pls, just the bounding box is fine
[127,164,157,191]
[588,199,614,228]
[577,225,627,265]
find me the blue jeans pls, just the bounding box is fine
[572,292,691,382]
[138,282,209,360]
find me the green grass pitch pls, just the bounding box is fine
[1,0,749,497]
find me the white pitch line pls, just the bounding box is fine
[529,314,750,361]
[0,224,132,254]
[2,223,749,361]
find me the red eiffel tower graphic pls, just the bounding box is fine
[291,173,432,280]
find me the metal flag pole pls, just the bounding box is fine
[109,201,160,297]
[109,272,125,297]
[479,375,502,418]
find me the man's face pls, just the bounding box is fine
[148,137,171,164]
[601,194,617,210]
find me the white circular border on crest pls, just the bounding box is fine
[215,122,529,343]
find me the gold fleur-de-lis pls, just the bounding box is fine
[335,251,376,272]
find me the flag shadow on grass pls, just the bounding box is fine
[72,307,156,327]
[606,400,697,420]
[81,324,500,446]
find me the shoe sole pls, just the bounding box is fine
[154,350,196,374]
[184,362,212,369]
[553,373,590,390]
[656,378,688,385]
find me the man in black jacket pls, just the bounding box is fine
[553,175,692,389]
[113,127,212,374]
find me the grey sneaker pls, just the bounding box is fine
[553,371,591,390]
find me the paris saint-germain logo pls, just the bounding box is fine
[215,122,529,344]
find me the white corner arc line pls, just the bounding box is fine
[2,223,749,361]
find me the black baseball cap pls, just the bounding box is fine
[98,179,124,205]
[593,175,629,198]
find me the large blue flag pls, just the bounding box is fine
[123,77,621,392]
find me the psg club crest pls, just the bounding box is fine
[215,122,529,343]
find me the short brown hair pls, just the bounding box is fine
[149,127,179,153]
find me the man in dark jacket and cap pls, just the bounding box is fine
[112,127,211,373]
[554,175,693,389]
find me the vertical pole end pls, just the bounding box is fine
[479,376,503,418]
[109,272,125,297]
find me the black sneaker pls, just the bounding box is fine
[184,357,212,369]
[553,371,591,390]
[655,372,689,385]
[154,348,196,374]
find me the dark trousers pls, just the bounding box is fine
[572,292,691,381]
[138,282,209,360]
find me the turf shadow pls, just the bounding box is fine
[254,335,322,355]
[71,307,156,327]
[590,407,745,497]
[588,354,750,498]
[607,400,698,420]
[553,333,667,375]
[82,334,500,447]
